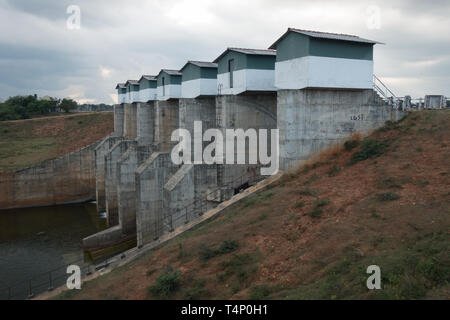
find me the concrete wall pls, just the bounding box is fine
[136,152,179,246]
[105,140,132,226]
[136,102,156,146]
[113,104,124,137]
[95,136,123,212]
[154,100,180,152]
[216,93,277,189]
[123,103,137,139]
[117,144,138,234]
[0,142,99,210]
[278,88,406,170]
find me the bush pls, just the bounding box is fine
[350,139,387,164]
[327,165,341,177]
[296,189,316,197]
[148,265,181,298]
[376,192,400,202]
[199,243,217,261]
[249,284,271,300]
[344,139,360,151]
[219,240,239,254]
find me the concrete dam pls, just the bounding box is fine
[83,28,406,253]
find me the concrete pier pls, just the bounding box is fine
[216,93,277,191]
[277,89,406,170]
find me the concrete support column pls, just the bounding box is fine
[105,140,131,226]
[123,103,138,139]
[216,93,277,190]
[117,143,138,234]
[95,137,122,212]
[277,89,406,170]
[113,104,124,137]
[137,102,156,146]
[154,100,179,152]
[135,153,179,246]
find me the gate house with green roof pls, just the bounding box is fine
[125,80,140,103]
[214,48,277,95]
[269,28,381,90]
[180,61,218,98]
[156,69,182,101]
[116,83,127,104]
[138,75,157,102]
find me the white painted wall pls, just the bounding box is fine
[118,92,126,104]
[217,69,276,95]
[275,56,373,90]
[181,78,217,98]
[157,84,182,100]
[139,88,157,102]
[129,90,139,103]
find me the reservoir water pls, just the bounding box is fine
[0,202,107,299]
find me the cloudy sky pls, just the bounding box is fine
[0,0,449,104]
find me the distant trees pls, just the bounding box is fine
[59,98,78,113]
[0,95,78,121]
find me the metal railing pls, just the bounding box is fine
[373,74,402,109]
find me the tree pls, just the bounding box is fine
[59,98,78,113]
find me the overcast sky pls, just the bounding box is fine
[0,0,449,104]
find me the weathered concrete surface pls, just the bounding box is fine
[278,89,406,170]
[136,102,155,146]
[179,97,217,158]
[135,152,179,246]
[117,144,138,234]
[0,142,99,210]
[104,140,133,226]
[216,93,277,190]
[164,164,218,231]
[123,103,137,140]
[95,136,123,212]
[154,100,179,152]
[113,104,124,137]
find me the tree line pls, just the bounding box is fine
[0,95,78,121]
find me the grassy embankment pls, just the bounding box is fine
[0,112,113,171]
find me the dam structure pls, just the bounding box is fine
[84,28,406,252]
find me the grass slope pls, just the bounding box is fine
[56,110,449,300]
[0,112,113,171]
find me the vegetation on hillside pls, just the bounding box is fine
[0,95,78,121]
[55,110,449,300]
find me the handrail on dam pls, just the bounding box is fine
[0,167,268,300]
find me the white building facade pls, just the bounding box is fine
[214,48,277,95]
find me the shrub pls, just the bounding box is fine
[350,139,387,164]
[249,284,271,300]
[309,207,323,218]
[199,243,217,261]
[327,165,341,177]
[148,265,181,298]
[344,139,360,151]
[296,189,316,197]
[219,240,239,254]
[376,192,400,202]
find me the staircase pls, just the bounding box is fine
[373,75,402,109]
